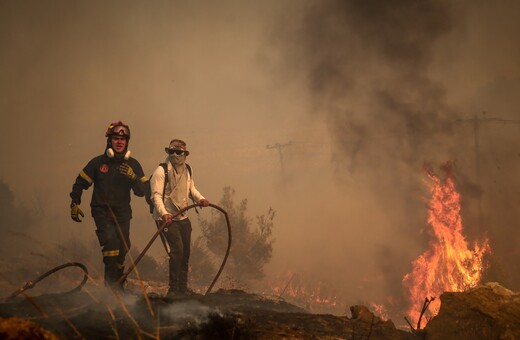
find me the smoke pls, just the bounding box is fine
[265,0,457,311]
[0,178,41,280]
[271,0,520,303]
[160,300,218,324]
[0,0,519,323]
[280,0,458,169]
[0,179,29,231]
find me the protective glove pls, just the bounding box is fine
[119,163,136,180]
[71,203,84,222]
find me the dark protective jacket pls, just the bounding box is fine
[70,153,147,224]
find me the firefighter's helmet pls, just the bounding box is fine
[105,121,130,140]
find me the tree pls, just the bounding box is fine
[0,178,37,230]
[197,186,275,285]
[0,178,39,258]
[189,237,220,287]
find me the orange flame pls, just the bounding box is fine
[402,162,491,327]
[263,272,340,314]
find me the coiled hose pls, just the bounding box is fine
[4,262,88,302]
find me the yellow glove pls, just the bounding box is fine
[119,163,136,180]
[71,203,84,222]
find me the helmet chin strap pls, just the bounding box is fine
[106,148,131,160]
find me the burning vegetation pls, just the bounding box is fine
[0,168,518,338]
[262,271,340,315]
[403,161,491,329]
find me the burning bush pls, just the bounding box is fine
[402,162,491,328]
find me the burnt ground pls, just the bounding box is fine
[0,285,414,339]
[2,282,517,339]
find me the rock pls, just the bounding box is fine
[0,317,58,339]
[425,282,520,340]
[350,305,397,329]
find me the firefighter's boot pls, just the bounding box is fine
[104,256,124,293]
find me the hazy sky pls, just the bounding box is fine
[1,0,519,314]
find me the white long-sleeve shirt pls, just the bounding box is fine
[150,159,205,221]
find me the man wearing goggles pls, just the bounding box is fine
[149,139,210,297]
[69,121,148,292]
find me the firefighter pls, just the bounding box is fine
[69,121,148,291]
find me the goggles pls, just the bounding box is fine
[112,125,129,136]
[165,148,185,155]
[106,121,130,137]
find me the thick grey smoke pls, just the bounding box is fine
[279,0,458,170]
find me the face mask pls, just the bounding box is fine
[170,154,186,166]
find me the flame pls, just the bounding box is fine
[263,272,340,314]
[370,302,389,321]
[402,162,491,327]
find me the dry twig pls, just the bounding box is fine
[404,296,435,334]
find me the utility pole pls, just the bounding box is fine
[456,112,520,234]
[267,141,292,175]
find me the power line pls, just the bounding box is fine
[456,112,520,234]
[266,141,292,174]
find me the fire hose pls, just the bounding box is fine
[4,262,89,302]
[4,203,231,301]
[115,203,232,295]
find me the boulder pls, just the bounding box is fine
[0,317,58,340]
[425,282,520,340]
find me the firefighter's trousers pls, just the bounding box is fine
[95,219,131,290]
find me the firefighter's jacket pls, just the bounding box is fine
[70,153,147,224]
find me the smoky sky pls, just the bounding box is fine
[273,0,520,295]
[0,0,519,317]
[279,0,458,170]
